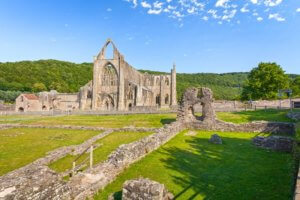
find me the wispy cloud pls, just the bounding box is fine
[124,0,291,24]
[269,13,285,21]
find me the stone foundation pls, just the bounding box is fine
[252,136,294,153]
[122,178,173,200]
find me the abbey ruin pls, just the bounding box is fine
[15,39,177,112]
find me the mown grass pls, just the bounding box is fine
[0,114,177,128]
[49,131,153,173]
[95,131,294,200]
[217,109,294,124]
[0,128,100,176]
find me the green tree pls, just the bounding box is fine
[241,62,289,100]
[33,82,47,92]
[291,76,300,97]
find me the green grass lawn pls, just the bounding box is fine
[217,109,294,124]
[95,131,294,200]
[49,131,153,173]
[0,114,177,128]
[0,128,101,176]
[0,109,294,128]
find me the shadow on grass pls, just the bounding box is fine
[159,136,293,200]
[160,118,176,125]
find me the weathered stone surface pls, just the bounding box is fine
[177,87,295,135]
[252,135,294,152]
[287,112,300,121]
[122,178,173,200]
[209,134,222,144]
[67,121,184,199]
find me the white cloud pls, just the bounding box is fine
[166,0,172,2]
[141,1,151,8]
[215,0,230,8]
[253,12,258,16]
[264,0,283,7]
[240,4,249,13]
[187,7,196,14]
[269,13,285,21]
[148,8,162,14]
[250,0,258,4]
[297,8,300,12]
[202,16,209,21]
[107,8,112,12]
[257,17,263,21]
[222,9,237,21]
[208,9,220,19]
[153,1,163,9]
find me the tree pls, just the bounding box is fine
[241,62,289,100]
[291,76,300,97]
[33,82,47,92]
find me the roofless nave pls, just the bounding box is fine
[15,39,177,112]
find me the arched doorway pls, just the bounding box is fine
[42,105,47,110]
[102,95,114,111]
[18,107,24,112]
[128,103,132,111]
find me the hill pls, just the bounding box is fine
[0,60,298,102]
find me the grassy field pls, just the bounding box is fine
[95,130,295,200]
[0,128,101,176]
[0,114,176,128]
[217,109,295,124]
[49,131,153,173]
[0,109,294,128]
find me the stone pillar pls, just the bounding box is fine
[91,58,99,110]
[118,59,125,111]
[159,75,163,107]
[171,63,177,106]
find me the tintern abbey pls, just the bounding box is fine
[15,39,177,112]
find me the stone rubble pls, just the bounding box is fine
[252,135,294,153]
[209,134,222,144]
[122,178,174,200]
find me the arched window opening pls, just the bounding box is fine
[128,103,132,111]
[105,42,114,59]
[42,105,47,110]
[165,77,170,86]
[102,64,118,86]
[165,94,169,104]
[128,89,134,100]
[156,95,160,106]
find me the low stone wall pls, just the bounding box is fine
[0,124,158,132]
[252,136,294,153]
[67,121,184,199]
[188,120,295,135]
[287,112,300,121]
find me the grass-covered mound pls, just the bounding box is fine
[95,131,294,200]
[0,128,100,176]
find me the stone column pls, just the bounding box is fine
[171,63,177,106]
[118,59,125,111]
[91,58,99,110]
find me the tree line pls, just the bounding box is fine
[0,60,299,103]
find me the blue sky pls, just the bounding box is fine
[0,0,299,74]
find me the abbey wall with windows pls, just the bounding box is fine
[15,39,177,112]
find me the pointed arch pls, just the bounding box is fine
[101,63,118,86]
[97,39,119,60]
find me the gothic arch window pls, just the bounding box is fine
[156,95,160,106]
[102,64,118,86]
[165,77,170,86]
[128,89,134,100]
[165,94,169,104]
